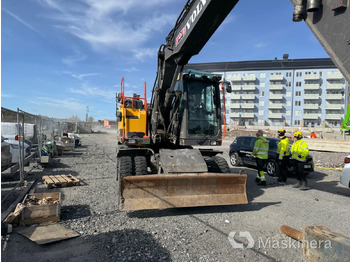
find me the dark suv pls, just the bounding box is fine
[229,136,314,176]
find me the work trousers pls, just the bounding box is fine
[256,158,266,177]
[278,156,289,182]
[292,159,307,182]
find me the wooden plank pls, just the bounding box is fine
[54,176,68,187]
[19,215,60,226]
[304,226,350,262]
[64,174,80,186]
[17,224,80,244]
[58,175,74,186]
[42,176,56,189]
[49,175,61,186]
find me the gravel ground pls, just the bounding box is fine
[2,131,350,262]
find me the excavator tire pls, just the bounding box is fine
[213,155,231,173]
[134,156,148,175]
[118,156,133,179]
[203,156,220,173]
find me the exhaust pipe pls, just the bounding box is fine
[306,0,322,12]
[293,0,306,22]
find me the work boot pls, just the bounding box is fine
[258,180,266,186]
[299,181,309,191]
[292,180,302,188]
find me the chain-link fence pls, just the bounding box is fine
[1,107,96,205]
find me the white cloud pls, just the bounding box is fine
[36,0,177,57]
[3,8,41,34]
[31,96,86,112]
[254,42,265,48]
[69,85,115,102]
[63,71,100,81]
[1,93,15,98]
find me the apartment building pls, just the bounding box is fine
[187,56,349,128]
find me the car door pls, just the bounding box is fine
[238,137,256,165]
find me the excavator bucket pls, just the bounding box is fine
[119,173,247,211]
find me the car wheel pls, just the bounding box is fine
[266,159,279,177]
[230,152,241,166]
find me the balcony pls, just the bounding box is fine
[304,84,320,90]
[230,112,240,118]
[268,113,283,119]
[269,85,284,90]
[304,94,320,100]
[269,74,284,81]
[230,75,242,82]
[303,114,319,120]
[327,71,343,80]
[230,103,240,109]
[242,85,256,91]
[230,94,241,99]
[325,114,343,120]
[242,74,256,81]
[231,85,241,91]
[269,94,283,100]
[303,104,319,109]
[241,104,255,109]
[326,83,344,90]
[326,94,344,100]
[325,104,343,109]
[241,94,256,100]
[304,73,320,80]
[241,113,255,118]
[268,103,283,109]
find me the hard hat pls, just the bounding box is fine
[293,131,303,139]
[278,129,286,136]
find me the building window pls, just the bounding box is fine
[295,110,301,116]
[286,111,291,116]
[286,81,291,87]
[259,101,265,106]
[260,73,266,78]
[286,72,292,77]
[260,82,265,88]
[286,91,291,97]
[296,72,302,77]
[286,101,291,106]
[260,91,265,97]
[296,82,302,87]
[295,101,301,106]
[296,91,302,96]
[294,120,301,125]
[259,110,264,115]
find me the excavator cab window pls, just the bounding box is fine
[186,79,219,136]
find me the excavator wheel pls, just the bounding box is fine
[203,156,220,173]
[134,156,148,175]
[117,156,133,179]
[213,155,231,173]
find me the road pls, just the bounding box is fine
[2,131,350,262]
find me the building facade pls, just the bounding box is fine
[188,57,349,128]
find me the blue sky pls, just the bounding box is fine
[1,0,328,121]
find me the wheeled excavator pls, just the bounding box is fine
[116,0,350,211]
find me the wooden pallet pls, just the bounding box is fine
[42,174,80,189]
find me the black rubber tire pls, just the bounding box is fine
[213,155,231,173]
[229,152,241,166]
[134,156,148,175]
[117,156,133,179]
[266,159,279,177]
[203,156,221,173]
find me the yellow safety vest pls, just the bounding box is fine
[252,136,269,160]
[277,137,290,160]
[291,139,309,162]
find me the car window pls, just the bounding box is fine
[241,137,252,147]
[269,139,278,149]
[249,138,256,149]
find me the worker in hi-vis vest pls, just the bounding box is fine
[291,131,309,190]
[277,129,290,185]
[252,129,269,186]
